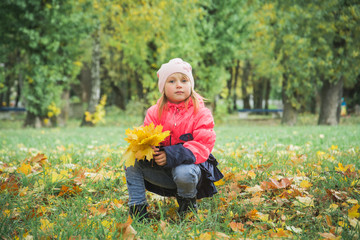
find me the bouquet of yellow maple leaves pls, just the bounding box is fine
[122,123,170,167]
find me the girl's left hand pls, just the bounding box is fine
[152,146,167,166]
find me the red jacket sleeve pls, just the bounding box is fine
[183,108,216,164]
[144,105,159,126]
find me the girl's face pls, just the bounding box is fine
[164,73,191,104]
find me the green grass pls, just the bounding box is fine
[0,119,359,239]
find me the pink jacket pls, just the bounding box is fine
[144,97,216,165]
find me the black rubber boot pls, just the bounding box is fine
[129,204,148,221]
[176,195,197,216]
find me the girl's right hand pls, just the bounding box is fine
[152,146,167,166]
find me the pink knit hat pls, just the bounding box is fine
[157,58,194,93]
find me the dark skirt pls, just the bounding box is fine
[144,154,224,199]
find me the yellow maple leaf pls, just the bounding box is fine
[40,218,54,233]
[335,163,355,172]
[214,179,226,186]
[17,163,32,175]
[348,204,360,219]
[122,123,170,168]
[300,180,313,188]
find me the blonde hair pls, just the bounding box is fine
[157,73,204,118]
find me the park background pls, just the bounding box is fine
[0,1,360,239]
[1,0,360,128]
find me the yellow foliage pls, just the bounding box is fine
[47,102,61,118]
[85,95,107,124]
[17,163,32,175]
[122,123,170,167]
[300,180,312,189]
[348,204,360,219]
[335,163,355,172]
[40,218,54,233]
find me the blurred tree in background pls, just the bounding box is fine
[0,0,93,127]
[0,0,359,127]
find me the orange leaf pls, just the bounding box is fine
[229,221,245,232]
[58,185,70,197]
[116,216,137,240]
[261,178,293,190]
[0,175,20,194]
[245,209,259,220]
[269,228,292,238]
[58,185,82,197]
[17,163,32,175]
[325,215,332,227]
[325,189,347,202]
[73,169,86,185]
[29,153,48,166]
[278,188,302,199]
[255,163,273,170]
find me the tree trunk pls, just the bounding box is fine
[59,89,70,127]
[226,66,233,113]
[5,74,11,106]
[253,78,264,110]
[134,71,144,100]
[264,78,271,114]
[318,78,343,125]
[79,63,92,103]
[15,52,23,107]
[281,74,297,125]
[232,60,240,111]
[81,27,101,127]
[241,60,251,109]
[23,112,42,128]
[111,82,126,110]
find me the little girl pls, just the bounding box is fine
[125,58,223,220]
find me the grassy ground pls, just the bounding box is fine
[0,114,359,239]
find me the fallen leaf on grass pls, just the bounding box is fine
[286,225,302,233]
[89,205,108,217]
[58,185,82,197]
[245,185,263,193]
[261,178,293,190]
[278,188,302,199]
[252,163,273,171]
[325,189,348,202]
[318,232,340,239]
[245,209,259,220]
[268,228,292,238]
[214,179,226,186]
[335,163,355,173]
[0,174,20,194]
[73,169,86,185]
[17,163,32,175]
[159,220,168,232]
[40,218,54,233]
[199,231,230,240]
[294,196,314,207]
[229,221,245,232]
[299,180,312,189]
[115,216,137,240]
[348,204,360,219]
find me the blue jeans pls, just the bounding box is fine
[125,160,201,206]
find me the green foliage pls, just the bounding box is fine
[0,0,92,117]
[1,0,359,125]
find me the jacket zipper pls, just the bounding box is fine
[171,108,180,145]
